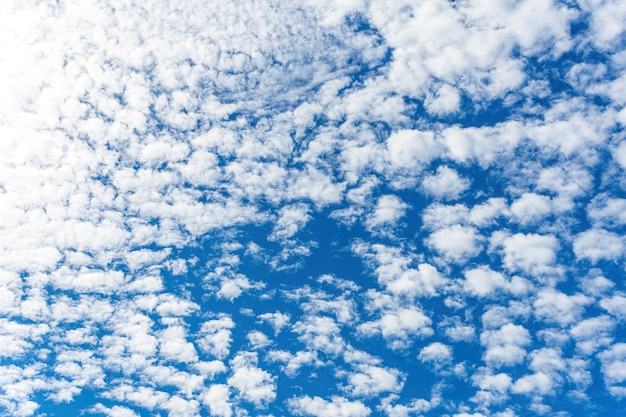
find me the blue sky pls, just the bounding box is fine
[1,1,626,416]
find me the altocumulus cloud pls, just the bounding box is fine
[1,0,626,416]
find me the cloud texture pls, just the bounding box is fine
[1,1,626,416]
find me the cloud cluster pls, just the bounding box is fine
[1,0,626,416]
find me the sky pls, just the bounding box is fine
[1,0,626,416]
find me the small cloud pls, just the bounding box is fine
[418,342,453,366]
[425,84,461,116]
[422,166,470,200]
[289,395,370,417]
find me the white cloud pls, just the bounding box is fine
[206,270,262,301]
[509,193,552,225]
[419,342,452,365]
[267,349,323,377]
[587,194,626,227]
[90,404,140,417]
[162,395,200,417]
[480,323,531,368]
[203,384,232,417]
[598,343,626,397]
[359,304,433,349]
[570,315,615,355]
[527,348,566,374]
[422,166,470,200]
[247,331,271,350]
[425,84,461,116]
[377,395,432,417]
[511,372,555,396]
[600,294,626,318]
[257,311,291,336]
[354,243,447,297]
[469,198,508,228]
[227,352,276,408]
[158,325,198,363]
[155,294,198,317]
[580,273,615,296]
[342,364,404,397]
[198,315,235,360]
[386,130,440,172]
[105,385,169,412]
[428,225,481,263]
[385,262,445,298]
[440,123,523,164]
[292,287,357,325]
[495,232,558,276]
[0,0,625,414]
[293,316,345,355]
[533,289,592,327]
[288,167,346,207]
[463,266,508,297]
[422,203,470,230]
[613,141,626,169]
[289,395,370,417]
[444,320,476,343]
[536,165,593,210]
[471,369,513,409]
[579,0,626,50]
[365,195,408,232]
[269,203,311,241]
[473,371,513,393]
[573,229,625,263]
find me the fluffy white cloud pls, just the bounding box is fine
[444,320,476,343]
[579,0,626,50]
[573,229,625,263]
[495,232,559,276]
[267,349,323,377]
[422,166,470,200]
[386,129,440,171]
[378,395,432,417]
[289,395,370,417]
[480,324,531,368]
[90,404,140,417]
[511,372,555,396]
[197,315,235,360]
[353,243,447,297]
[471,369,513,408]
[365,195,408,232]
[425,84,461,115]
[600,294,626,318]
[359,304,433,349]
[247,331,271,350]
[533,289,592,327]
[293,316,345,355]
[587,194,626,227]
[257,311,291,336]
[440,123,524,164]
[1,0,626,415]
[158,325,199,363]
[509,193,552,225]
[613,141,626,169]
[342,364,404,397]
[464,266,507,297]
[570,315,614,355]
[428,224,481,263]
[227,352,276,407]
[269,203,311,241]
[203,384,232,417]
[598,343,626,397]
[419,342,453,365]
